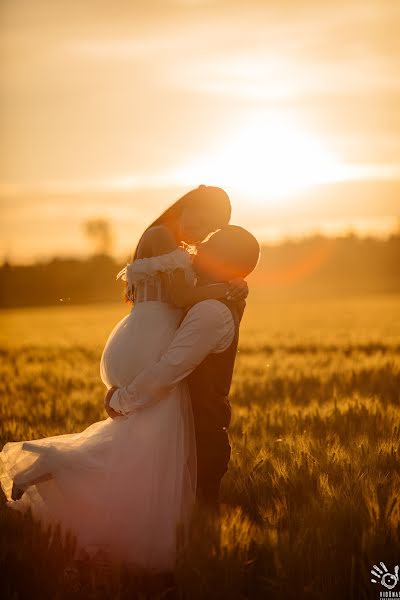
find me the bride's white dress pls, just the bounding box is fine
[0,247,197,572]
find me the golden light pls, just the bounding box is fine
[174,111,348,203]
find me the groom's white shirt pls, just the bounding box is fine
[108,299,235,415]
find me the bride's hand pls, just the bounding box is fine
[226,278,249,301]
[104,386,124,419]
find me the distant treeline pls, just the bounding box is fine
[1,233,399,308]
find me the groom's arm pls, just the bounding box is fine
[108,300,235,415]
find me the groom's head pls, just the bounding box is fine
[193,225,260,283]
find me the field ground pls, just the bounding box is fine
[0,293,399,599]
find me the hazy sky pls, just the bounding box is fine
[1,0,399,262]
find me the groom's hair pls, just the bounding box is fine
[196,225,260,281]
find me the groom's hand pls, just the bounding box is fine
[227,278,249,301]
[104,385,124,419]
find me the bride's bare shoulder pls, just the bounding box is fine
[136,225,177,258]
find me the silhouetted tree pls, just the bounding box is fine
[82,218,114,256]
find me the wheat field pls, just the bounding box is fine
[0,293,399,599]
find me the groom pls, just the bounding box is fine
[104,225,260,510]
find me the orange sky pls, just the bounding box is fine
[1,0,399,262]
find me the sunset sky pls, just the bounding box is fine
[1,0,399,263]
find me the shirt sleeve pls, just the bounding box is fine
[110,300,235,415]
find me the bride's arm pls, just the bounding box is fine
[133,225,247,306]
[146,225,245,305]
[167,270,230,308]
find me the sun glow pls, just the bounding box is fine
[174,112,349,202]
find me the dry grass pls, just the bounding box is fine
[0,293,399,599]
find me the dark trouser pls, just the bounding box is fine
[195,428,231,511]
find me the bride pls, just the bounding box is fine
[0,185,246,573]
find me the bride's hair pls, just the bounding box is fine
[122,184,231,303]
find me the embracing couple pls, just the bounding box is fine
[0,185,260,574]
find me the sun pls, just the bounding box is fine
[174,111,347,202]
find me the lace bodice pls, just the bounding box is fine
[116,247,196,303]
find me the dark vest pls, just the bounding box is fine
[187,299,246,433]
